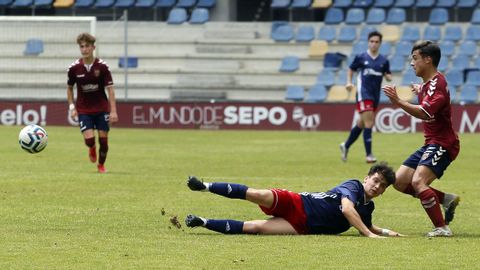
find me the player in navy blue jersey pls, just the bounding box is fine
[185,163,403,238]
[340,31,392,163]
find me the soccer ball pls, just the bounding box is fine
[18,124,48,154]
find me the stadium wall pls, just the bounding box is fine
[1,101,480,133]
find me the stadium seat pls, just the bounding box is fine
[306,84,328,102]
[53,0,74,7]
[279,56,300,72]
[360,25,377,40]
[423,25,442,41]
[401,25,421,41]
[337,26,357,42]
[345,8,365,24]
[318,26,336,42]
[471,9,480,24]
[190,8,209,24]
[366,8,386,24]
[444,25,462,42]
[167,8,188,24]
[380,89,390,103]
[373,0,393,7]
[118,57,138,68]
[402,69,420,85]
[34,0,53,7]
[0,0,13,7]
[176,0,196,7]
[135,0,156,7]
[74,0,94,7]
[415,0,435,7]
[397,86,414,101]
[115,0,135,8]
[94,0,115,8]
[308,40,329,57]
[295,25,315,42]
[196,0,215,8]
[11,0,32,7]
[326,85,349,102]
[452,54,471,70]
[437,56,449,71]
[446,69,464,88]
[429,8,449,25]
[156,0,176,7]
[386,8,406,24]
[465,25,480,41]
[352,0,372,7]
[352,40,368,55]
[379,41,392,56]
[474,57,480,69]
[271,0,291,8]
[459,84,479,104]
[435,0,456,7]
[335,70,347,85]
[285,85,304,101]
[396,40,413,57]
[389,54,405,72]
[323,52,346,70]
[465,70,480,86]
[332,0,351,7]
[291,0,312,7]
[380,25,400,42]
[393,0,413,7]
[24,39,44,56]
[449,86,457,103]
[316,69,336,86]
[311,0,332,8]
[458,0,477,7]
[324,8,344,24]
[458,41,477,56]
[439,41,455,56]
[271,22,294,42]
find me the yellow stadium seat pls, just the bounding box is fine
[397,85,414,101]
[308,40,329,58]
[347,86,357,102]
[327,85,350,102]
[380,25,400,42]
[53,0,74,8]
[312,0,332,8]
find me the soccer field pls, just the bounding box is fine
[1,125,478,269]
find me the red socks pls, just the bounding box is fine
[418,189,445,228]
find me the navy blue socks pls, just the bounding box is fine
[363,128,372,156]
[209,182,248,199]
[206,219,244,234]
[345,125,363,149]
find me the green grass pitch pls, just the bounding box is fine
[1,125,479,269]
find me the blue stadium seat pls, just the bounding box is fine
[115,0,134,7]
[380,89,390,103]
[318,25,336,42]
[291,0,312,7]
[446,69,464,88]
[435,0,456,7]
[94,0,115,8]
[458,41,477,56]
[0,0,13,6]
[452,54,471,70]
[439,40,456,57]
[429,8,449,25]
[465,25,480,41]
[389,54,405,72]
[296,25,315,42]
[190,8,209,24]
[279,56,300,72]
[366,8,386,24]
[135,0,156,7]
[443,25,462,42]
[345,8,365,24]
[457,0,477,7]
[352,0,372,7]
[449,86,457,103]
[396,40,413,57]
[352,40,368,55]
[176,0,196,7]
[35,0,53,7]
[167,8,188,24]
[373,0,393,7]
[306,84,328,102]
[285,85,305,101]
[332,0,351,7]
[401,25,421,41]
[323,52,346,70]
[474,57,480,69]
[379,41,392,56]
[24,39,44,56]
[415,0,435,7]
[394,0,413,7]
[196,0,215,8]
[386,8,406,24]
[324,8,344,24]
[437,56,449,71]
[337,26,357,42]
[402,69,421,85]
[459,84,478,104]
[11,0,32,7]
[423,25,442,41]
[335,70,347,85]
[156,0,176,7]
[271,22,294,42]
[471,9,480,24]
[465,70,480,86]
[316,69,336,86]
[74,0,94,7]
[118,57,138,68]
[359,25,377,40]
[271,0,291,8]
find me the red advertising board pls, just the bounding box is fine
[1,101,479,133]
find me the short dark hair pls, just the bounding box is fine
[368,162,395,186]
[411,40,441,68]
[368,31,383,42]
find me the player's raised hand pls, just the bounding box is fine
[383,84,400,105]
[345,83,354,92]
[411,82,421,95]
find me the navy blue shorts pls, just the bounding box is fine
[78,113,110,132]
[402,144,451,179]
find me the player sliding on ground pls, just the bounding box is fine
[185,163,404,238]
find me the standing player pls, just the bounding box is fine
[67,33,118,173]
[383,41,460,237]
[340,31,392,163]
[185,163,404,238]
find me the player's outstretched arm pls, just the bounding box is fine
[383,84,429,120]
[341,198,384,238]
[370,224,405,237]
